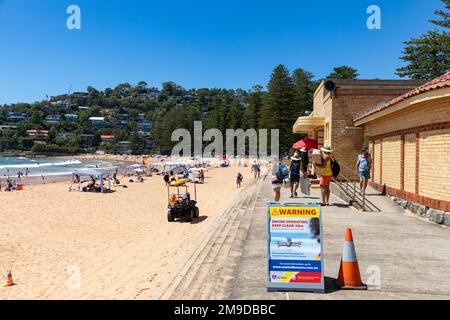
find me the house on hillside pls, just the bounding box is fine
[137,121,153,133]
[27,130,49,141]
[0,125,18,136]
[80,134,94,149]
[117,141,131,154]
[89,117,106,129]
[6,112,28,122]
[117,113,130,126]
[56,133,76,141]
[64,114,79,122]
[45,115,61,124]
[100,135,115,143]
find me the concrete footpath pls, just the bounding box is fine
[228,181,450,300]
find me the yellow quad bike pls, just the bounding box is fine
[167,179,200,222]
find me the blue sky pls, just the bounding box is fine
[0,0,443,104]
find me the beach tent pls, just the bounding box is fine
[151,162,165,168]
[72,168,116,193]
[163,162,188,175]
[127,163,145,169]
[125,163,148,175]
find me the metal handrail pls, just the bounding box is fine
[333,168,380,212]
[339,160,381,210]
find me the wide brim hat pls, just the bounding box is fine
[291,152,301,161]
[320,146,334,153]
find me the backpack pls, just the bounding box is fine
[330,159,340,178]
[290,161,301,176]
[277,164,290,180]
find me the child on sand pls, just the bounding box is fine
[236,172,243,188]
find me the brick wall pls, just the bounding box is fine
[419,129,450,201]
[364,96,450,211]
[373,140,381,184]
[404,134,416,193]
[331,95,403,177]
[310,79,424,179]
[382,136,401,189]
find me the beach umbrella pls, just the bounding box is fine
[293,138,318,150]
[127,163,144,169]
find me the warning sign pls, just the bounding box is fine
[267,203,325,293]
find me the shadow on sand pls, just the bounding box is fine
[190,216,208,225]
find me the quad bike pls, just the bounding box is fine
[167,180,200,222]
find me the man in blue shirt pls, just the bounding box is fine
[356,146,372,194]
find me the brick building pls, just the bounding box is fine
[293,73,450,216]
[293,78,423,176]
[354,72,450,213]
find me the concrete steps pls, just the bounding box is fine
[203,185,261,300]
[185,188,256,300]
[157,178,262,300]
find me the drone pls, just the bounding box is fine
[277,238,302,248]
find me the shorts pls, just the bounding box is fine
[272,183,282,190]
[271,175,283,189]
[320,175,332,186]
[359,170,371,180]
[290,174,300,184]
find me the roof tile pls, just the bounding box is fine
[354,71,450,121]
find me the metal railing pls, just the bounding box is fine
[333,162,381,212]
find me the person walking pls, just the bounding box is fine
[251,161,258,179]
[271,157,282,202]
[199,169,205,184]
[289,152,302,198]
[163,172,170,186]
[315,146,334,206]
[356,146,372,194]
[256,162,261,179]
[236,172,243,188]
[299,147,309,177]
[271,156,289,202]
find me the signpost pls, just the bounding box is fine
[267,203,325,293]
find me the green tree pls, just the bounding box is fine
[259,65,297,154]
[397,0,450,80]
[30,110,44,128]
[292,68,316,117]
[227,100,243,129]
[430,0,450,29]
[130,130,144,155]
[327,66,359,79]
[242,85,264,130]
[92,132,101,147]
[137,81,148,88]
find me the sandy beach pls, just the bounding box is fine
[0,163,256,300]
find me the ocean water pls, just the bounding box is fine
[0,157,118,178]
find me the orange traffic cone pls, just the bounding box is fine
[335,228,367,290]
[4,271,15,287]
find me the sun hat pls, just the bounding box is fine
[320,146,333,153]
[291,152,301,161]
[300,147,307,152]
